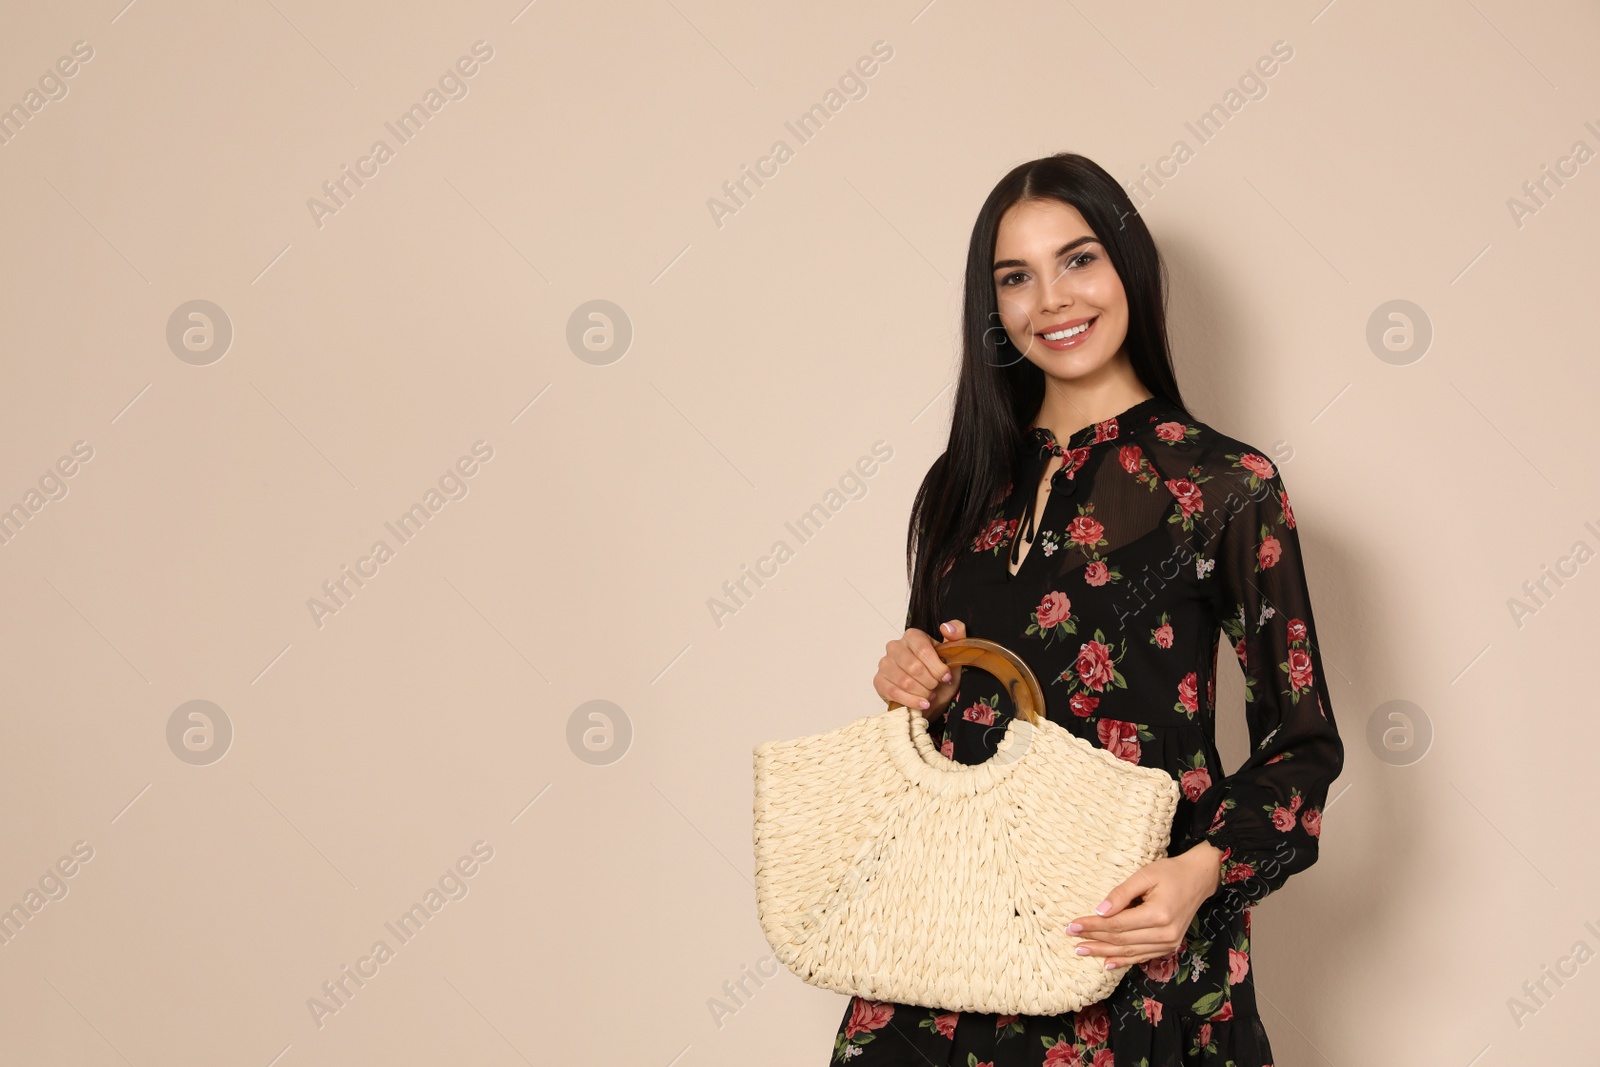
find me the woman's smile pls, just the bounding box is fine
[1035,314,1098,350]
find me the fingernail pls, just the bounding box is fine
[941,622,952,633]
[1065,922,1082,934]
[1074,946,1090,955]
[1104,961,1116,970]
[919,700,930,709]
[942,673,952,683]
[1094,901,1111,915]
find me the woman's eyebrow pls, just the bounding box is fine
[992,236,1098,271]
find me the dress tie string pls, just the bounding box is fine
[1009,436,1080,571]
[1009,478,1041,572]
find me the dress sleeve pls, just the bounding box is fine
[1187,459,1344,914]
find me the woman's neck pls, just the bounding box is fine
[1031,359,1154,439]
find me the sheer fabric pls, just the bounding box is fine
[830,393,1343,1067]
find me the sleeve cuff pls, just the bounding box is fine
[1185,791,1291,912]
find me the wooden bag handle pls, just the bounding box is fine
[885,636,1046,725]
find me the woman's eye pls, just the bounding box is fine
[1067,252,1096,269]
[998,271,1026,287]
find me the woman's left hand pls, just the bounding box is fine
[1064,841,1226,970]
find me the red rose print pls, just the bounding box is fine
[1069,693,1100,718]
[1141,996,1162,1024]
[1177,671,1199,713]
[1287,617,1307,642]
[972,517,1016,552]
[1180,767,1212,801]
[1049,445,1092,480]
[1164,477,1204,519]
[1094,417,1119,443]
[1084,561,1111,586]
[1036,591,1073,628]
[1091,1051,1115,1067]
[1270,806,1295,831]
[939,737,954,759]
[1240,453,1276,480]
[1288,648,1313,690]
[1155,420,1186,442]
[962,701,996,726]
[1233,636,1248,666]
[932,1011,957,1038]
[1281,487,1296,529]
[1224,861,1254,884]
[1302,807,1322,837]
[1140,949,1179,982]
[1118,444,1143,473]
[1198,1023,1212,1046]
[1097,720,1142,763]
[1228,947,1250,985]
[1257,534,1282,569]
[995,1014,1017,1029]
[844,998,894,1038]
[1074,1002,1110,1045]
[1043,1046,1078,1067]
[1153,622,1174,648]
[1066,515,1105,547]
[1212,1000,1233,1021]
[1076,640,1116,691]
[1288,793,1303,814]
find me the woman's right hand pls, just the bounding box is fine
[875,620,967,720]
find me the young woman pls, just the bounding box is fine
[830,154,1344,1066]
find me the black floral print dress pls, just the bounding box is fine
[830,394,1344,1067]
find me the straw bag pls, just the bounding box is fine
[751,637,1181,1016]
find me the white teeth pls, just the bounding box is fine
[1043,321,1091,341]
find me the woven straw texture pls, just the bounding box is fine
[752,705,1181,1016]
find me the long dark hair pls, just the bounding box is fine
[905,152,1188,634]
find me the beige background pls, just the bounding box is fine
[2,0,1597,1063]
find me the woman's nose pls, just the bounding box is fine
[1039,274,1075,313]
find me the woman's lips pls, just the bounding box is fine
[1035,316,1097,351]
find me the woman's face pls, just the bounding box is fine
[990,197,1129,380]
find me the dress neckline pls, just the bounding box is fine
[1026,393,1174,457]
